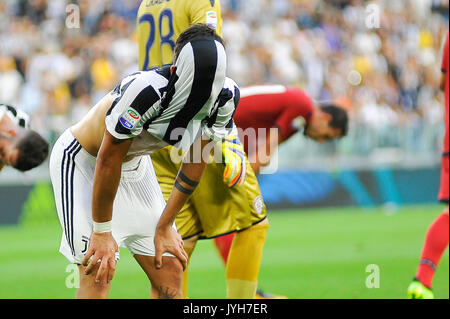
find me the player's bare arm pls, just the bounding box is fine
[154,136,213,270]
[71,93,133,285]
[82,131,133,285]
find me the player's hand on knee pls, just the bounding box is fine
[154,226,188,271]
[82,232,119,285]
[222,136,247,188]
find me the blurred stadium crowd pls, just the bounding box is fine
[0,0,449,167]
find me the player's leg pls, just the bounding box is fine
[182,235,199,297]
[76,263,111,299]
[214,233,234,264]
[225,218,269,299]
[134,254,184,299]
[408,205,449,298]
[214,231,286,299]
[193,158,269,299]
[408,155,449,299]
[215,230,273,299]
[117,155,184,298]
[49,129,115,299]
[152,147,203,298]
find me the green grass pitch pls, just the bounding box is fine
[0,204,448,299]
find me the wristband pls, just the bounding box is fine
[93,221,112,233]
[174,179,194,195]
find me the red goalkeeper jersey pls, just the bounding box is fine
[234,85,314,155]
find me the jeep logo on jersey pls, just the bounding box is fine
[206,11,217,30]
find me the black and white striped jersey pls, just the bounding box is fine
[105,40,239,153]
[0,104,30,129]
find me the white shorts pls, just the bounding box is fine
[49,129,174,264]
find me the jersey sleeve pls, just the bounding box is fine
[105,73,158,140]
[442,33,449,74]
[274,89,315,141]
[0,104,30,128]
[189,0,223,36]
[202,77,240,141]
[16,108,30,128]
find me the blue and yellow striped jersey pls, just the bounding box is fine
[137,0,223,71]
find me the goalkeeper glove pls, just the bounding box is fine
[222,135,247,188]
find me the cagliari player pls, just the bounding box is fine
[137,0,223,71]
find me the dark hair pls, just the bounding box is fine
[13,130,49,172]
[320,104,349,137]
[173,24,225,62]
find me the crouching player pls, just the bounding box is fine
[408,33,449,299]
[49,25,237,299]
[213,85,349,298]
[0,104,49,173]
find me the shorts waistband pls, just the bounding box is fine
[58,128,97,168]
[59,128,148,176]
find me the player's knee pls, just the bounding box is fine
[76,264,111,298]
[164,256,184,282]
[152,257,184,298]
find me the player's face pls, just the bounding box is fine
[305,112,342,143]
[0,135,19,167]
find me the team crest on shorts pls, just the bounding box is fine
[253,196,265,215]
[206,11,218,30]
[119,108,140,130]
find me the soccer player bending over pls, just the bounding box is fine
[139,0,270,299]
[408,33,449,299]
[0,104,49,173]
[49,25,237,299]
